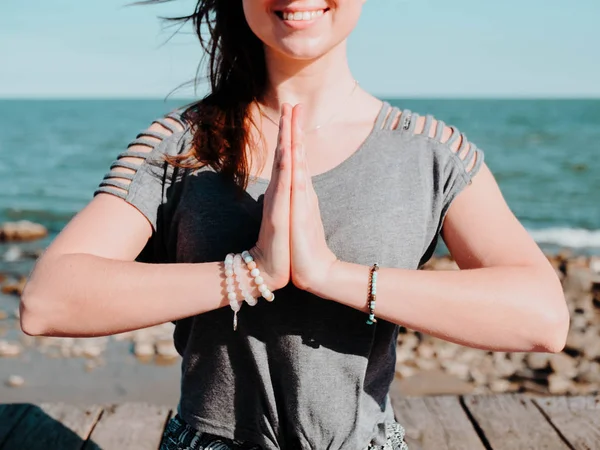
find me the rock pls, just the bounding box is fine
[509,352,526,365]
[134,342,154,360]
[416,342,435,359]
[435,341,460,360]
[578,361,600,384]
[570,314,588,331]
[527,353,550,370]
[3,246,23,262]
[414,358,439,371]
[548,373,574,394]
[563,266,592,295]
[549,353,578,379]
[398,333,419,350]
[396,364,418,379]
[82,344,103,359]
[456,348,484,364]
[469,367,489,385]
[0,220,48,242]
[490,379,516,393]
[1,276,27,297]
[441,360,470,380]
[395,347,413,364]
[0,340,22,357]
[492,352,517,378]
[155,340,178,359]
[582,331,600,360]
[5,375,24,388]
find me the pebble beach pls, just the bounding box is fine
[1,219,598,405]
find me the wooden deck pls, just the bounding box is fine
[0,394,598,449]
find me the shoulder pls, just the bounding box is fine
[140,108,192,157]
[94,108,192,200]
[381,106,485,185]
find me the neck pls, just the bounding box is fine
[259,41,358,128]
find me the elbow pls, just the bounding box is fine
[20,291,48,337]
[19,281,56,337]
[525,267,570,353]
[535,294,570,354]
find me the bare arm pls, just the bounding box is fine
[19,117,266,337]
[308,121,569,354]
[20,190,268,338]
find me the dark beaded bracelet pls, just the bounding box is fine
[366,263,379,325]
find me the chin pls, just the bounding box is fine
[269,37,334,61]
[243,0,363,61]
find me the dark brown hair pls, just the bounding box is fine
[138,0,269,191]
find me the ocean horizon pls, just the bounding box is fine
[1,98,599,257]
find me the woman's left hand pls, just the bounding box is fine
[289,104,339,292]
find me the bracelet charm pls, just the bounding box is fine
[366,263,379,325]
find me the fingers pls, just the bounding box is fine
[291,103,304,149]
[265,103,292,226]
[291,104,309,192]
[270,103,292,182]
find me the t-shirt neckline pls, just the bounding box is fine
[251,100,388,186]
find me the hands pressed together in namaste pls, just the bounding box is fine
[250,103,338,294]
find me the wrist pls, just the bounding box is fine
[304,256,341,299]
[243,248,278,301]
[247,246,286,291]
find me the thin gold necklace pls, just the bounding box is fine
[258,80,360,133]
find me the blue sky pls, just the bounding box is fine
[1,0,598,98]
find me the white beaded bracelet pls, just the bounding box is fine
[233,253,258,306]
[224,253,243,331]
[241,250,275,302]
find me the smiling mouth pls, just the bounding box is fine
[274,8,330,22]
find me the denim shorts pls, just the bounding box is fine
[160,414,409,450]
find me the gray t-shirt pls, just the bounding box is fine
[94,100,484,450]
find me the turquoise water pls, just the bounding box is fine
[0,99,599,256]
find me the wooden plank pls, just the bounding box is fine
[0,403,102,450]
[0,404,32,448]
[83,403,171,450]
[390,391,485,449]
[533,395,600,449]
[463,393,571,450]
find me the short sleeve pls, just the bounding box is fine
[417,117,485,266]
[436,123,485,219]
[93,110,189,233]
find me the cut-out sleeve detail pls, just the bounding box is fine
[421,115,434,137]
[422,118,485,186]
[416,118,486,266]
[93,110,189,232]
[433,120,446,142]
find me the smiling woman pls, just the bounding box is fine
[19,1,569,450]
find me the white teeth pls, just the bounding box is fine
[281,9,325,21]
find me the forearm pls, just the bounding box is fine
[310,261,569,353]
[20,253,264,337]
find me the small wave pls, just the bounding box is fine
[2,208,75,224]
[527,227,600,249]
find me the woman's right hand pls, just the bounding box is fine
[249,103,293,291]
